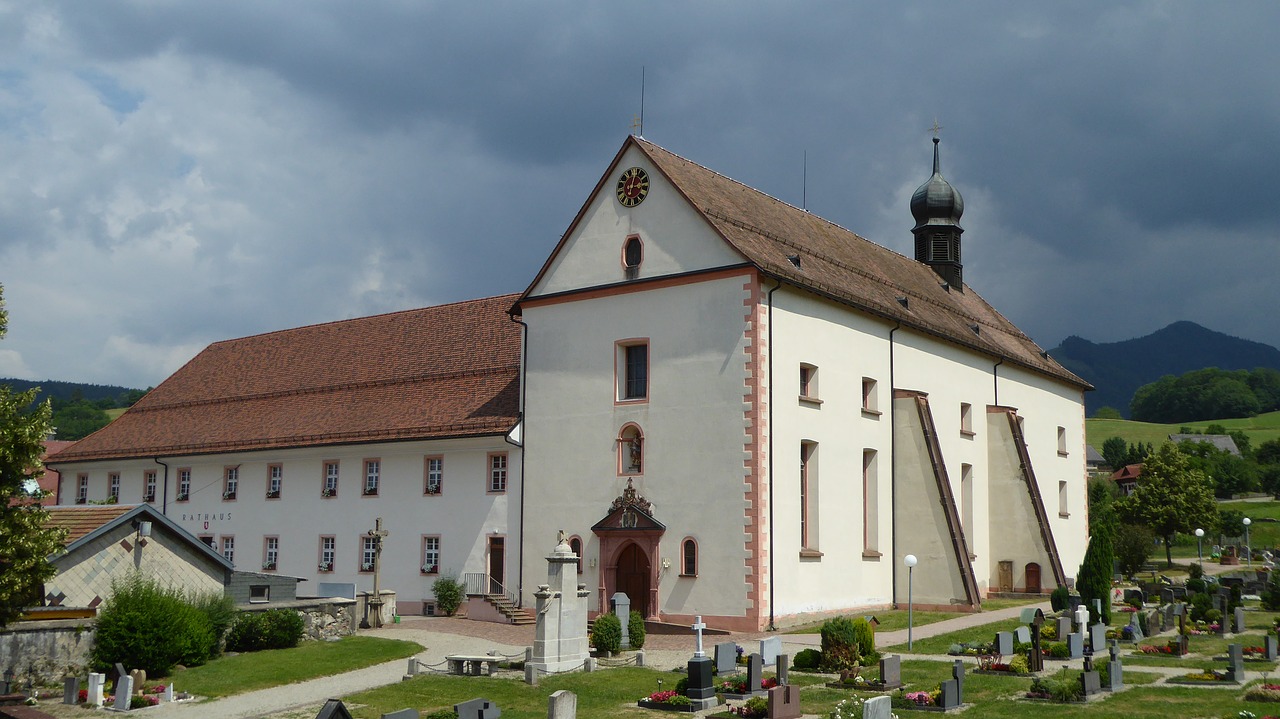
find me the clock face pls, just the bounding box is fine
[616,167,650,207]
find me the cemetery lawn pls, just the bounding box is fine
[177,636,421,698]
[786,598,1041,635]
[884,617,1026,654]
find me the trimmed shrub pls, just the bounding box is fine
[592,613,622,653]
[432,575,464,617]
[792,648,822,670]
[1047,641,1070,658]
[1008,654,1030,675]
[851,617,877,662]
[91,573,216,676]
[225,609,305,652]
[424,710,458,719]
[628,610,646,649]
[1050,586,1070,613]
[819,616,861,672]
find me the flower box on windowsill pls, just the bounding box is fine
[176,493,189,502]
[76,498,87,505]
[360,563,374,572]
[363,487,378,496]
[262,562,276,571]
[318,562,333,572]
[143,494,156,503]
[321,488,335,498]
[266,491,281,499]
[223,491,236,500]
[425,485,441,495]
[421,565,438,574]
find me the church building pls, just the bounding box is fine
[49,135,1090,630]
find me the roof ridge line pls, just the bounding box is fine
[133,365,518,413]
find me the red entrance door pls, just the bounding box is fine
[615,543,651,617]
[1025,562,1042,594]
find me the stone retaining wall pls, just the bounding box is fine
[238,597,358,640]
[0,619,95,687]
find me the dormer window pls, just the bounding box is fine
[623,235,643,280]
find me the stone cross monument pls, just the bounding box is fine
[527,533,590,675]
[365,517,390,628]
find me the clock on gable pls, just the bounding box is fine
[616,167,649,207]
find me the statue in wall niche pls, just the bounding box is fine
[628,436,643,474]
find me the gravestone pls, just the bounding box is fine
[1176,633,1190,656]
[1079,655,1101,696]
[776,654,789,686]
[1161,604,1173,632]
[1127,588,1146,606]
[1074,605,1090,633]
[1028,613,1045,673]
[1212,590,1225,614]
[548,690,576,719]
[527,536,590,677]
[1267,634,1278,661]
[113,675,134,711]
[163,684,174,703]
[1108,644,1124,691]
[766,684,801,719]
[316,700,357,719]
[380,710,419,719]
[1129,613,1144,641]
[939,679,961,709]
[952,659,965,704]
[1160,587,1174,605]
[1014,625,1031,645]
[746,653,763,695]
[611,592,631,649]
[686,617,720,711]
[1228,644,1245,682]
[1056,616,1073,640]
[879,654,902,689]
[863,695,893,719]
[714,642,738,674]
[1089,623,1107,653]
[455,698,501,719]
[1019,607,1040,623]
[63,676,79,705]
[86,673,105,707]
[994,631,1014,656]
[1235,606,1246,634]
[760,636,782,667]
[129,668,147,693]
[1066,633,1084,659]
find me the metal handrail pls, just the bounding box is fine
[461,572,518,608]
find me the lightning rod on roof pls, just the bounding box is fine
[802,150,808,211]
[631,67,645,138]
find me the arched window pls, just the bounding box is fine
[681,537,698,577]
[622,235,643,279]
[569,535,583,574]
[618,424,644,475]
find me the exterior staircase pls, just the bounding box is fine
[485,593,536,625]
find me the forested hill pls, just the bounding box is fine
[1048,321,1280,417]
[0,378,143,408]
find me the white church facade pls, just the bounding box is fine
[48,136,1090,630]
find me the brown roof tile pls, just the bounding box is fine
[49,295,522,463]
[45,504,134,544]
[525,137,1087,389]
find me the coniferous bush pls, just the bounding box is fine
[851,617,877,662]
[1050,586,1070,613]
[819,616,861,671]
[627,610,646,649]
[592,613,622,653]
[191,592,236,656]
[1262,570,1280,610]
[91,573,216,676]
[792,648,822,670]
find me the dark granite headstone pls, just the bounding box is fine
[381,710,419,719]
[1108,645,1124,691]
[1228,644,1245,682]
[1160,587,1174,605]
[686,657,715,700]
[995,631,1013,656]
[952,659,965,704]
[1235,606,1246,634]
[315,700,357,719]
[454,698,501,719]
[1080,669,1101,696]
[1056,616,1073,640]
[940,680,960,709]
[62,676,79,705]
[1267,635,1278,661]
[1127,588,1147,606]
[777,654,789,686]
[880,654,902,689]
[714,642,738,674]
[766,685,801,719]
[746,653,763,694]
[1089,623,1106,653]
[1067,633,1084,659]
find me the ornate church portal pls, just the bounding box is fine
[592,479,664,619]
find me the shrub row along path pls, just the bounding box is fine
[138,601,1253,719]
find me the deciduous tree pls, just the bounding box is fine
[1118,443,1218,567]
[0,284,66,627]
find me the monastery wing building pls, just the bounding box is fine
[50,136,1090,630]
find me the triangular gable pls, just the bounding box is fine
[592,504,666,532]
[47,503,233,572]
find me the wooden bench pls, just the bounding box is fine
[444,654,500,676]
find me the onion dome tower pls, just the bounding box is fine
[911,137,965,291]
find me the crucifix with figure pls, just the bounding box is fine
[366,517,390,628]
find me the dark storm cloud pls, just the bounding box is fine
[1,1,1277,386]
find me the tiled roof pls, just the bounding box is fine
[49,295,522,463]
[551,137,1088,389]
[1111,464,1143,482]
[45,504,135,544]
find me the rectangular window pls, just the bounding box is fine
[800,441,819,554]
[361,536,377,572]
[76,475,88,504]
[249,585,269,603]
[263,537,279,570]
[223,467,238,500]
[1057,426,1069,456]
[319,536,335,571]
[862,378,879,415]
[323,461,339,497]
[863,450,879,556]
[363,459,380,496]
[221,536,235,564]
[143,471,157,503]
[108,472,120,501]
[425,456,443,495]
[267,464,283,498]
[488,453,508,493]
[199,535,214,548]
[177,468,191,501]
[422,536,440,574]
[617,341,649,401]
[960,403,974,435]
[799,363,819,401]
[1059,480,1069,517]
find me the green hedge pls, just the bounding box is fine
[592,613,622,653]
[628,610,646,649]
[90,573,217,676]
[225,609,305,652]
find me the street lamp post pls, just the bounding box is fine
[1195,528,1205,564]
[905,554,918,651]
[1244,517,1253,566]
